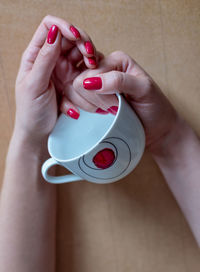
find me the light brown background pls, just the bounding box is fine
[0,0,200,271]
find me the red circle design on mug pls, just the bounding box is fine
[92,148,115,169]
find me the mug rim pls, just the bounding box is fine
[48,93,122,163]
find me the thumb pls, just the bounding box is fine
[82,71,150,102]
[30,25,61,95]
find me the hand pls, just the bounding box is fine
[14,15,97,145]
[52,19,100,118]
[71,51,179,154]
[57,50,119,116]
[53,50,105,118]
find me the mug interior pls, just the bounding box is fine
[48,96,121,161]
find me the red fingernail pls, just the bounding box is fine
[66,109,80,119]
[107,106,118,115]
[88,57,96,66]
[70,25,80,39]
[96,108,109,114]
[84,41,94,55]
[83,77,102,90]
[47,25,58,44]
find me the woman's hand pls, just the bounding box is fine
[57,50,119,116]
[14,15,97,145]
[71,51,179,154]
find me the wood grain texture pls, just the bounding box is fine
[0,0,200,271]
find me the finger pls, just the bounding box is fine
[29,25,61,95]
[52,55,69,94]
[84,56,97,68]
[73,51,149,102]
[61,27,98,69]
[77,51,103,72]
[80,51,104,71]
[62,83,116,115]
[53,52,81,95]
[76,28,96,56]
[70,76,119,113]
[83,71,149,101]
[63,85,99,113]
[72,91,118,114]
[61,36,75,53]
[19,15,82,75]
[60,96,80,120]
[66,48,98,69]
[74,28,97,68]
[66,46,83,65]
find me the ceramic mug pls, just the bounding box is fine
[41,94,145,184]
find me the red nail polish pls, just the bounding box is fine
[47,25,58,44]
[96,108,109,114]
[67,109,80,119]
[84,41,94,55]
[93,148,115,169]
[88,57,96,66]
[70,25,80,39]
[83,77,102,90]
[107,106,118,115]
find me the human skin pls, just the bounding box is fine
[0,16,199,272]
[0,15,98,272]
[71,51,200,246]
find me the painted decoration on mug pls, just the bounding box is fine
[93,148,115,169]
[78,137,133,180]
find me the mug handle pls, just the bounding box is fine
[41,158,83,184]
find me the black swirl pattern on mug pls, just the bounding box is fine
[78,137,131,180]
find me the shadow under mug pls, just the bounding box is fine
[41,94,145,184]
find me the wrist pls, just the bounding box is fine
[7,125,49,162]
[149,116,197,164]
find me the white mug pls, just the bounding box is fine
[41,94,145,184]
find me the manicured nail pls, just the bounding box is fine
[88,57,96,66]
[96,108,109,114]
[84,41,94,55]
[47,25,58,44]
[107,106,118,115]
[70,25,80,39]
[66,108,80,119]
[83,77,102,90]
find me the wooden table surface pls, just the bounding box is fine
[0,0,200,271]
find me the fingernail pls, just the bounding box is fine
[66,108,80,119]
[107,106,118,115]
[83,77,102,90]
[88,57,96,66]
[47,25,58,44]
[96,108,109,114]
[84,41,94,55]
[70,25,80,39]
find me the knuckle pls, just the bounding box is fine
[138,76,154,99]
[112,71,123,90]
[43,14,51,23]
[110,50,126,59]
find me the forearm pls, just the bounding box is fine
[0,129,57,272]
[151,117,200,246]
